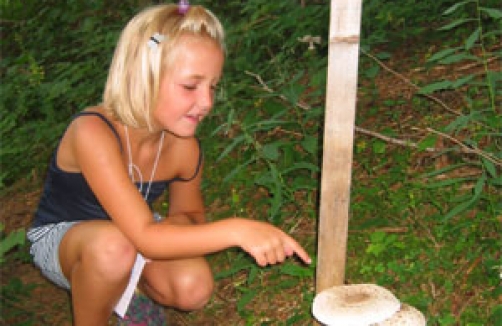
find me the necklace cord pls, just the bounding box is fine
[124,126,165,200]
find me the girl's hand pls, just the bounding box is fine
[231,218,311,267]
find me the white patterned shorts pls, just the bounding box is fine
[26,213,162,291]
[27,221,80,290]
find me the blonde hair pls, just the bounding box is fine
[103,4,225,130]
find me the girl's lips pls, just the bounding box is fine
[185,114,203,124]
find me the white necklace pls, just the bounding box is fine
[124,125,165,200]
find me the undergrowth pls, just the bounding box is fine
[1,0,500,325]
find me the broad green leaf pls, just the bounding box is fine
[480,7,502,19]
[490,176,502,186]
[473,173,487,197]
[247,119,288,132]
[291,176,317,190]
[261,143,280,161]
[0,228,26,263]
[223,157,256,183]
[301,136,318,155]
[440,53,478,64]
[214,256,254,280]
[445,114,473,132]
[438,18,476,31]
[452,75,475,88]
[427,47,460,63]
[370,231,386,242]
[363,65,380,79]
[222,109,236,135]
[442,197,476,221]
[247,265,258,284]
[417,135,437,152]
[464,28,481,50]
[372,140,386,154]
[280,262,314,278]
[254,171,273,186]
[489,305,502,325]
[420,163,470,178]
[487,71,499,103]
[422,177,475,188]
[442,174,486,221]
[376,52,392,60]
[443,1,475,15]
[237,288,257,313]
[283,162,320,174]
[419,80,454,94]
[217,134,246,161]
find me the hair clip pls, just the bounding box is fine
[178,0,190,15]
[147,33,165,49]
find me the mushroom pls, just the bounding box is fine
[298,35,322,50]
[376,303,426,326]
[312,284,401,326]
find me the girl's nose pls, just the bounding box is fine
[198,87,214,110]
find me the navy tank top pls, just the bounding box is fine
[32,112,203,228]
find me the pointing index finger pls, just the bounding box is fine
[284,237,311,264]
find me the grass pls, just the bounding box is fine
[1,0,501,325]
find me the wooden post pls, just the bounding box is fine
[316,0,363,293]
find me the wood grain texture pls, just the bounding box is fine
[316,0,362,293]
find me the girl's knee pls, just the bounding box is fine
[174,272,214,310]
[150,268,214,311]
[81,228,137,280]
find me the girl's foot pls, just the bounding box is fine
[117,290,167,326]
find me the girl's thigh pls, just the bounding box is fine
[58,220,131,282]
[28,221,81,289]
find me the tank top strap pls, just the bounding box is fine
[168,138,204,183]
[73,111,123,152]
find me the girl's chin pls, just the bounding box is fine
[165,128,197,139]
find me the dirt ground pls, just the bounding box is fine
[0,183,313,326]
[2,44,499,325]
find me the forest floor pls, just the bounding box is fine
[1,44,500,325]
[0,182,315,326]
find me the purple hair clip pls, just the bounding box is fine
[178,0,190,15]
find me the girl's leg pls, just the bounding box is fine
[140,256,214,311]
[139,214,214,311]
[59,220,137,326]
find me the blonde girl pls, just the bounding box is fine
[28,3,310,325]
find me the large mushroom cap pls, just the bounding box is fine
[377,303,426,326]
[312,284,401,326]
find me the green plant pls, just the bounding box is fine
[0,224,36,325]
[2,0,501,324]
[0,223,25,264]
[0,1,128,188]
[198,0,329,225]
[416,0,501,221]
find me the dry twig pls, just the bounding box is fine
[361,50,463,116]
[244,70,501,167]
[418,127,502,167]
[244,71,311,110]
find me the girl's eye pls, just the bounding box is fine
[183,85,197,91]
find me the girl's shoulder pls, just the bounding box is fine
[70,107,122,144]
[163,135,203,182]
[58,106,123,172]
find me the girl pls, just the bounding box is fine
[28,2,311,325]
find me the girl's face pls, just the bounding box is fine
[153,35,224,137]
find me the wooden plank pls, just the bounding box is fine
[316,0,363,293]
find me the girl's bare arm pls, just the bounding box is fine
[72,116,310,266]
